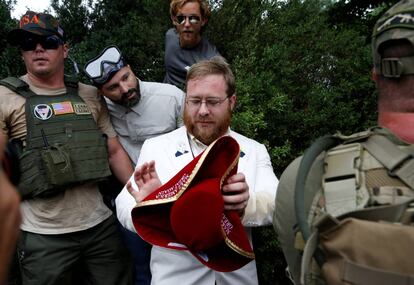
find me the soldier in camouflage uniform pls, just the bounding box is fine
[274,1,414,284]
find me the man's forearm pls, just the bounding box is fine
[108,137,134,184]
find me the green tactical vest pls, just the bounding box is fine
[0,76,112,199]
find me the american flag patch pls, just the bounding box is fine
[51,101,74,115]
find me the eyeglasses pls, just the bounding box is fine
[20,35,64,51]
[186,97,229,109]
[174,15,201,25]
[84,45,126,85]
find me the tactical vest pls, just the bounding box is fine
[0,76,112,199]
[294,128,414,285]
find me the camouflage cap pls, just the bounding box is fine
[372,0,414,76]
[7,11,65,46]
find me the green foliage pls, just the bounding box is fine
[60,0,171,82]
[0,0,24,77]
[209,0,378,176]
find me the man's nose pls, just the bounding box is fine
[198,101,210,115]
[120,82,129,93]
[183,18,191,27]
[34,43,44,51]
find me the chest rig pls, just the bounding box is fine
[295,128,414,285]
[0,77,111,199]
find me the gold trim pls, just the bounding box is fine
[224,235,255,259]
[135,136,239,207]
[220,147,240,189]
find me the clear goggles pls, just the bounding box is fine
[84,45,126,85]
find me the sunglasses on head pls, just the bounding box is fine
[84,45,126,85]
[175,15,201,25]
[20,35,64,51]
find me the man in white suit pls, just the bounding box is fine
[116,56,278,285]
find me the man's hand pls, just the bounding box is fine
[126,160,162,203]
[0,134,21,284]
[222,173,250,216]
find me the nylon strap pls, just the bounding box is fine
[337,198,414,223]
[381,56,414,78]
[364,135,414,188]
[0,77,33,98]
[343,260,414,285]
[300,229,320,285]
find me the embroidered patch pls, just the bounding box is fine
[51,101,74,115]
[33,104,53,120]
[155,173,190,199]
[221,214,234,235]
[73,103,91,115]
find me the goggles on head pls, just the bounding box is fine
[84,45,126,85]
[174,15,201,25]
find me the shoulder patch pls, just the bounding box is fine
[52,101,74,115]
[33,104,53,120]
[73,103,91,115]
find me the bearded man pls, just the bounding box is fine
[85,45,184,285]
[116,56,278,285]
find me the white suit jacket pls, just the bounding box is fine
[116,126,278,284]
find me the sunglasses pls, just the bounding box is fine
[84,45,126,85]
[174,15,201,25]
[20,35,64,51]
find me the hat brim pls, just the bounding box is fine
[131,136,255,272]
[8,29,58,46]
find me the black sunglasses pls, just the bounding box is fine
[175,15,201,25]
[20,35,64,51]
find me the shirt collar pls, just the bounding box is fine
[187,128,231,157]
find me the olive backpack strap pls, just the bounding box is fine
[294,134,342,267]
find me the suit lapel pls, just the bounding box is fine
[168,127,194,170]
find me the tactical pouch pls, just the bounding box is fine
[40,144,74,186]
[319,215,414,285]
[300,200,414,285]
[18,145,74,199]
[18,148,50,199]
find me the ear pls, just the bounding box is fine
[63,43,69,59]
[201,17,208,27]
[171,16,177,27]
[371,68,379,82]
[229,94,236,111]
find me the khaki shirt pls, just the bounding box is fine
[106,80,184,165]
[0,75,116,234]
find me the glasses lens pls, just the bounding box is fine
[20,37,37,51]
[20,36,63,51]
[189,16,200,24]
[176,15,200,25]
[176,15,186,25]
[42,36,62,50]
